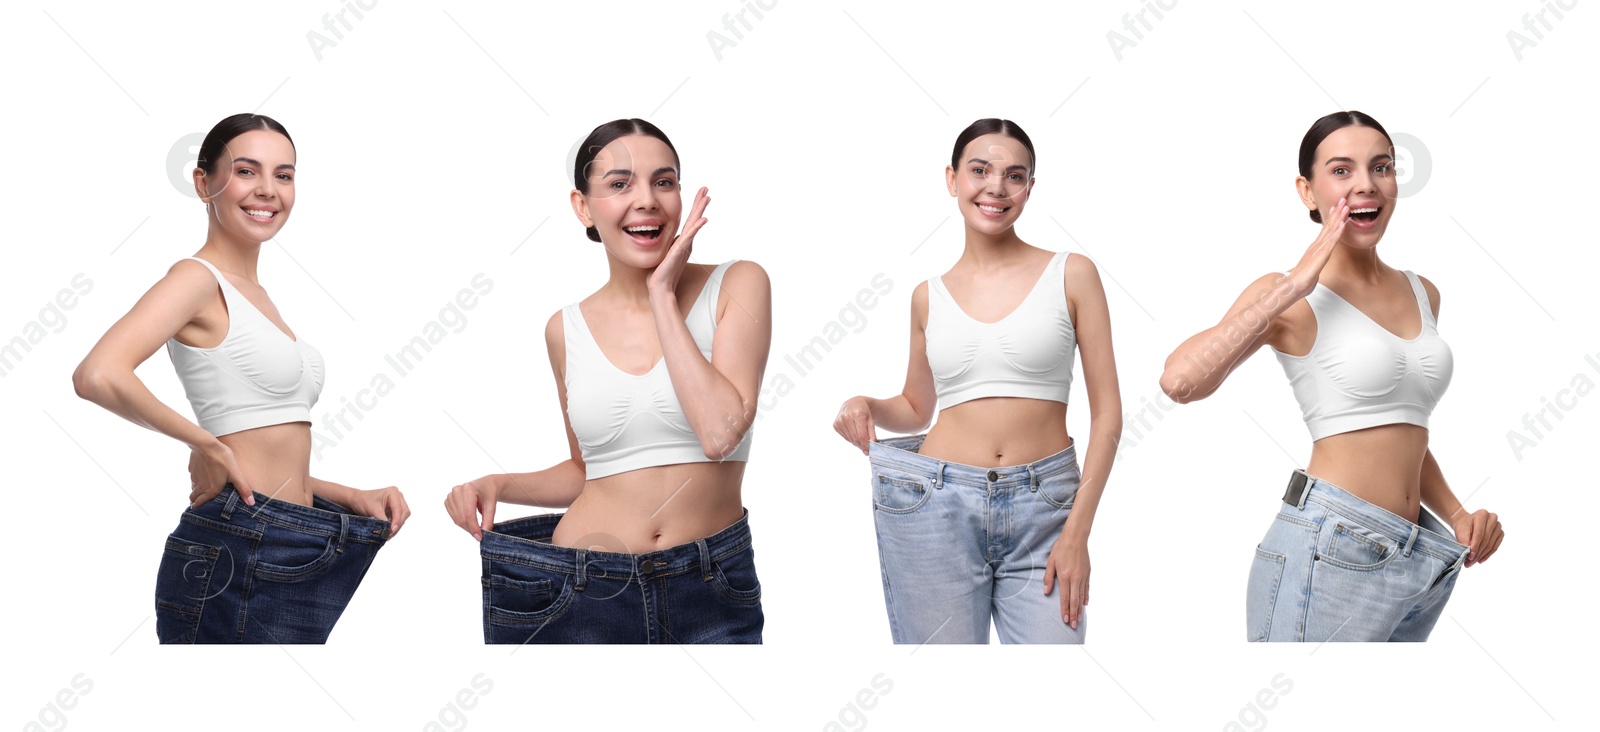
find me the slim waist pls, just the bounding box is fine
[481,509,754,579]
[1289,472,1466,566]
[186,482,390,544]
[868,433,1078,489]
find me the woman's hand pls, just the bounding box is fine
[1285,196,1349,300]
[647,186,710,299]
[1043,532,1090,630]
[833,396,878,455]
[445,475,502,542]
[345,486,411,539]
[1451,507,1504,567]
[187,439,254,508]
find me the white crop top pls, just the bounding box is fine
[1272,270,1453,441]
[926,250,1076,409]
[165,257,326,436]
[563,259,754,480]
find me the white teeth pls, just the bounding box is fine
[977,204,1006,213]
[244,209,274,218]
[1351,208,1378,214]
[625,225,660,233]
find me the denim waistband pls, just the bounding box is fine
[186,482,390,545]
[481,509,754,582]
[1288,472,1467,566]
[868,433,1078,490]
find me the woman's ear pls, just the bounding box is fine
[570,189,593,228]
[1295,175,1318,218]
[193,167,209,207]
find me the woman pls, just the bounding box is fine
[444,118,771,644]
[1160,110,1504,642]
[72,113,410,644]
[833,118,1122,644]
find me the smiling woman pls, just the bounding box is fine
[1158,110,1505,642]
[444,118,774,644]
[71,113,410,644]
[835,118,1125,645]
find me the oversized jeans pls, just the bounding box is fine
[480,510,763,644]
[868,434,1085,644]
[154,483,390,644]
[1247,470,1469,642]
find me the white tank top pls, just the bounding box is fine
[925,250,1076,408]
[563,260,754,480]
[1272,270,1453,440]
[165,257,326,436]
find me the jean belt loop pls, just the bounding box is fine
[698,539,714,582]
[220,488,237,521]
[1296,474,1312,510]
[336,514,349,554]
[575,549,588,591]
[1027,463,1038,490]
[1403,524,1419,558]
[936,461,946,489]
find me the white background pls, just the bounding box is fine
[3,0,1594,729]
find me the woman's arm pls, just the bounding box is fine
[652,260,772,461]
[443,309,591,540]
[834,281,937,452]
[1045,255,1123,629]
[308,476,411,538]
[1419,448,1502,566]
[73,259,256,503]
[1160,198,1350,403]
[1159,272,1300,404]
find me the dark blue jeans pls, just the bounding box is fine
[480,510,764,644]
[154,483,390,644]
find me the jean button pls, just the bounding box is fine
[639,560,656,575]
[987,470,1000,482]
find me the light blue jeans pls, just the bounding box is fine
[1247,470,1470,642]
[868,433,1085,644]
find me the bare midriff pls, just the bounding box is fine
[917,397,1073,468]
[551,461,746,553]
[1304,423,1429,522]
[218,422,315,506]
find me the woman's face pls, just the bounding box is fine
[192,129,296,243]
[1296,125,1397,248]
[572,134,683,266]
[946,133,1033,235]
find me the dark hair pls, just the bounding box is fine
[1297,110,1392,223]
[573,118,681,243]
[197,113,294,176]
[951,118,1036,176]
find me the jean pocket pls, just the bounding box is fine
[709,546,763,607]
[484,572,574,626]
[872,469,932,514]
[1315,521,1400,571]
[154,535,222,644]
[1035,467,1081,510]
[1246,545,1286,642]
[254,534,340,583]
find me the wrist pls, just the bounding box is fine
[1059,522,1090,543]
[482,473,505,497]
[192,435,226,456]
[648,285,679,307]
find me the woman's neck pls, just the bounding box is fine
[957,226,1029,272]
[197,229,264,283]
